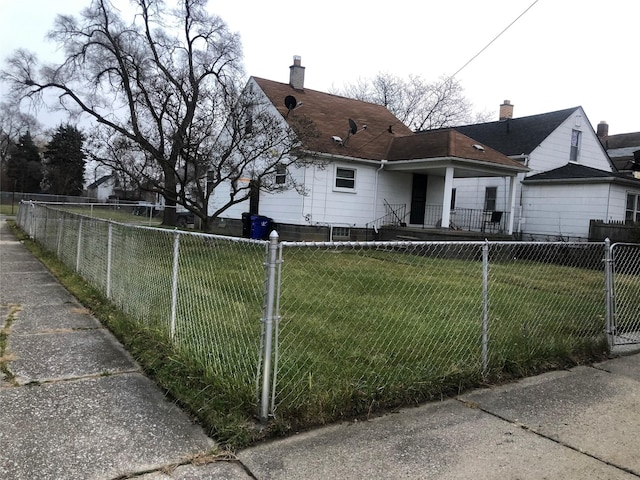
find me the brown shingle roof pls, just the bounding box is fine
[388,129,527,168]
[253,76,525,171]
[253,76,413,161]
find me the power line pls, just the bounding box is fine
[449,0,540,80]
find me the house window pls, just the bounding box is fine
[332,227,350,238]
[275,165,286,185]
[570,129,582,162]
[335,167,356,190]
[484,186,497,211]
[450,188,457,210]
[626,193,640,223]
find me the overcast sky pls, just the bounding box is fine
[1,0,637,135]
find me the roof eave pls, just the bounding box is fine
[523,176,640,187]
[386,156,529,175]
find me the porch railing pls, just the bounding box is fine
[367,204,510,235]
[423,205,510,233]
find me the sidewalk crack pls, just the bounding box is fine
[1,304,21,386]
[456,398,640,478]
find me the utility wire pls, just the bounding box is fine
[448,0,540,80]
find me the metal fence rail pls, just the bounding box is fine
[15,202,637,425]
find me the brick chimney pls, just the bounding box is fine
[597,120,609,139]
[499,100,514,121]
[289,55,305,90]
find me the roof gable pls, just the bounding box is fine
[454,107,580,156]
[252,77,412,161]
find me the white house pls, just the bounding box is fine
[86,174,118,201]
[453,102,640,240]
[208,57,528,240]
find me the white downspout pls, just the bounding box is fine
[517,155,529,235]
[507,175,517,235]
[373,160,387,223]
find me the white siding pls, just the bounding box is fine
[531,108,612,174]
[453,108,615,238]
[520,183,611,240]
[452,177,514,212]
[211,161,387,228]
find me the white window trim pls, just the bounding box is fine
[570,129,582,163]
[333,166,357,193]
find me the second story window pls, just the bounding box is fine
[570,129,582,162]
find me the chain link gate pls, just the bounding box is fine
[609,242,640,346]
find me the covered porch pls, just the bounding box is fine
[374,129,529,235]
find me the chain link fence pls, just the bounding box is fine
[15,202,638,428]
[17,202,266,406]
[272,240,608,421]
[610,243,640,345]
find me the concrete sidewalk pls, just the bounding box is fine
[2,215,640,479]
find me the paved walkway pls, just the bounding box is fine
[2,215,640,479]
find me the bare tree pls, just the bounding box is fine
[335,73,492,131]
[2,0,317,228]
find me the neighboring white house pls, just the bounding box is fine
[86,174,118,201]
[208,57,528,239]
[453,102,640,240]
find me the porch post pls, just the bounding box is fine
[507,175,517,235]
[441,167,454,228]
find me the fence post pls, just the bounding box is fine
[259,230,279,422]
[482,241,489,377]
[604,238,615,349]
[76,218,83,272]
[29,203,36,239]
[56,217,63,258]
[106,223,113,298]
[170,231,181,340]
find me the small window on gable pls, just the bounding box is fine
[275,164,286,185]
[484,186,497,211]
[335,167,356,190]
[570,129,582,162]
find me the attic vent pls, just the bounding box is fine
[472,144,485,151]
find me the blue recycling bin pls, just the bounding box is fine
[250,215,273,240]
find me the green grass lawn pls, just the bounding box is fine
[11,213,614,448]
[53,204,164,226]
[268,247,607,427]
[0,204,19,215]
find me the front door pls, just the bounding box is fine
[409,174,428,225]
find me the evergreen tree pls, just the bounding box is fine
[6,132,42,193]
[43,124,86,196]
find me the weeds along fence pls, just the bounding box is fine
[16,202,622,426]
